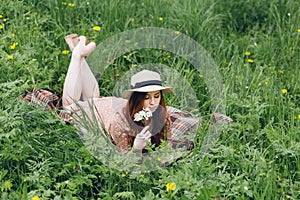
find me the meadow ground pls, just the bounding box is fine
[0,0,299,199]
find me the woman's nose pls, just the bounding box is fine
[150,97,155,105]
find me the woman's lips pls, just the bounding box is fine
[149,106,157,112]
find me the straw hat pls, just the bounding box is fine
[122,70,173,98]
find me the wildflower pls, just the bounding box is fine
[68,3,75,7]
[298,114,300,120]
[3,18,7,22]
[93,26,101,31]
[199,73,203,78]
[265,81,269,85]
[279,70,284,75]
[32,197,40,200]
[235,75,239,80]
[0,25,3,29]
[61,1,67,5]
[166,182,176,191]
[247,59,254,63]
[159,17,163,21]
[11,34,15,38]
[243,64,247,67]
[0,15,2,19]
[281,89,287,94]
[41,175,46,179]
[4,181,12,190]
[8,55,13,60]
[62,50,69,55]
[130,18,135,23]
[134,107,152,122]
[156,157,161,161]
[298,29,300,33]
[245,51,251,56]
[10,42,18,50]
[121,173,126,178]
[175,31,180,35]
[244,186,248,191]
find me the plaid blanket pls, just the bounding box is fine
[19,88,73,124]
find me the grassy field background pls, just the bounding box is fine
[0,0,300,199]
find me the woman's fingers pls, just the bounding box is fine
[213,113,233,123]
[139,126,149,135]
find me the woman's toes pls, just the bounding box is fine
[65,34,79,51]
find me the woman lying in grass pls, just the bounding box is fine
[62,34,232,153]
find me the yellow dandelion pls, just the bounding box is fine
[247,59,254,63]
[281,89,287,94]
[156,157,161,161]
[8,55,13,60]
[265,81,269,85]
[279,70,284,75]
[245,51,251,56]
[68,3,75,7]
[3,18,7,22]
[41,175,46,179]
[121,173,126,178]
[61,1,67,5]
[235,75,239,80]
[166,182,176,191]
[175,31,180,35]
[4,181,12,190]
[0,25,3,29]
[0,15,2,19]
[298,114,300,120]
[11,34,15,38]
[130,18,135,23]
[62,50,69,55]
[32,197,40,200]
[93,25,101,31]
[10,44,16,50]
[297,28,300,33]
[199,73,203,78]
[10,42,18,50]
[243,63,247,67]
[159,17,163,21]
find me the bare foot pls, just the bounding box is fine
[65,34,79,51]
[74,36,96,57]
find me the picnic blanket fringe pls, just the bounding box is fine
[19,88,73,124]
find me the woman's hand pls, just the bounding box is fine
[133,126,152,150]
[213,113,233,123]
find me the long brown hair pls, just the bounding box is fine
[127,91,171,149]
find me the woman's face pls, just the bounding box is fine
[143,90,161,112]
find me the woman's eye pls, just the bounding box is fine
[145,96,149,100]
[154,95,160,98]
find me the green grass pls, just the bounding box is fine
[1,0,300,199]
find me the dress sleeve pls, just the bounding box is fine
[108,110,137,152]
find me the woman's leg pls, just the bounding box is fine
[62,35,99,107]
